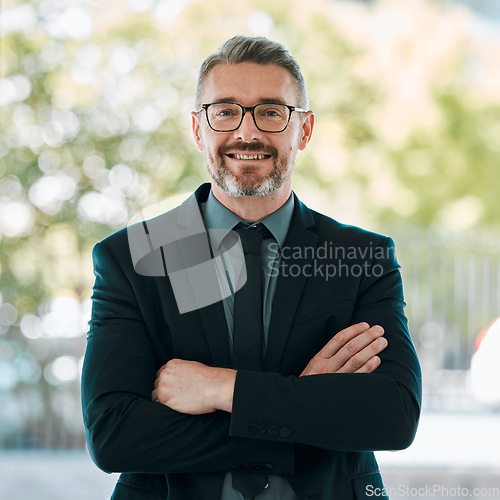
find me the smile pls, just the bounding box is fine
[227,154,272,160]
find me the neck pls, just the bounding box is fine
[211,181,292,221]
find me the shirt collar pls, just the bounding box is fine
[201,189,294,250]
[259,193,294,249]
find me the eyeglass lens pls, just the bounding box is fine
[206,103,290,132]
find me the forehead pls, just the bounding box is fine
[201,62,297,105]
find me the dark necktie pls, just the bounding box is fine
[232,222,269,499]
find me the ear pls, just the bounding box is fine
[298,111,314,151]
[191,111,204,152]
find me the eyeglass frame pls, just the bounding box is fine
[198,102,308,133]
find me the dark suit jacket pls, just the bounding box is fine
[81,183,421,500]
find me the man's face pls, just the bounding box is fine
[192,62,313,198]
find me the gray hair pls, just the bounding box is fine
[195,35,308,109]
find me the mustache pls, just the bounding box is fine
[218,142,277,157]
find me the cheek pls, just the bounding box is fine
[197,125,218,152]
[275,130,299,154]
[202,133,224,154]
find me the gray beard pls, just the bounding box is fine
[207,150,295,198]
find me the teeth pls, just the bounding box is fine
[232,154,268,160]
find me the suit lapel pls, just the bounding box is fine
[265,197,319,372]
[197,301,232,368]
[175,184,232,368]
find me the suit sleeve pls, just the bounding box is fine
[229,236,422,451]
[81,240,294,474]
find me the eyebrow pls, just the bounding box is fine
[210,97,288,106]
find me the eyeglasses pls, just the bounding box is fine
[199,102,307,133]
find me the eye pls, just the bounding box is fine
[257,105,286,120]
[217,108,235,117]
[211,104,239,118]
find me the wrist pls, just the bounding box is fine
[209,368,236,413]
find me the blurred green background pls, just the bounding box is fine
[1,0,500,464]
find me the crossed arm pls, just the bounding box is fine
[83,237,421,474]
[152,322,387,415]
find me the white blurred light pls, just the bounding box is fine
[45,356,79,385]
[41,296,85,339]
[12,104,35,128]
[0,78,16,106]
[25,125,45,150]
[38,41,65,72]
[37,149,62,173]
[0,4,37,35]
[153,0,188,27]
[78,44,102,68]
[49,109,81,143]
[0,176,24,201]
[20,314,44,340]
[78,189,128,226]
[131,103,164,132]
[470,317,500,406]
[28,172,78,215]
[0,303,18,327]
[128,0,155,13]
[70,64,93,85]
[91,170,110,191]
[78,191,111,222]
[110,46,138,74]
[110,163,135,190]
[0,201,34,237]
[0,75,31,105]
[52,356,79,382]
[119,138,143,161]
[42,124,64,148]
[52,296,81,318]
[10,75,32,101]
[83,153,106,179]
[154,84,178,112]
[71,44,102,85]
[418,320,445,348]
[438,196,485,230]
[43,8,93,40]
[247,11,274,36]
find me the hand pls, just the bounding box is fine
[152,359,236,414]
[300,322,387,376]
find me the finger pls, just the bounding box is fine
[329,325,385,367]
[154,368,167,388]
[306,326,381,375]
[354,355,381,374]
[321,323,384,360]
[338,336,388,373]
[319,322,371,359]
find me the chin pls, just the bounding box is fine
[223,179,280,198]
[207,155,293,198]
[217,174,281,198]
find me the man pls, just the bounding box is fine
[82,36,421,500]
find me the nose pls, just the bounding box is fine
[233,109,264,142]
